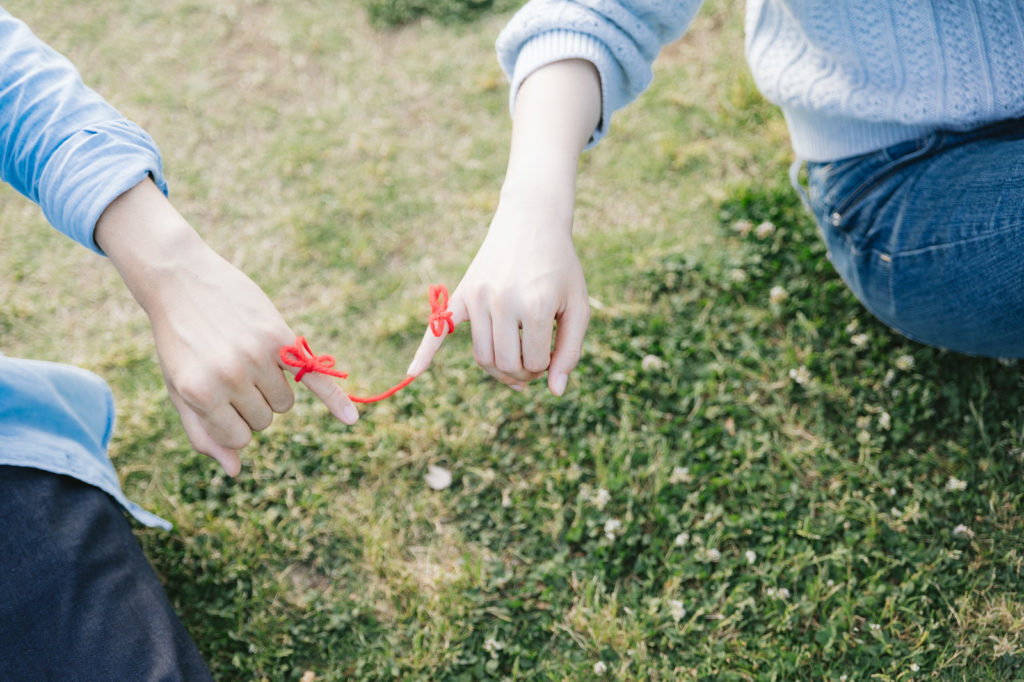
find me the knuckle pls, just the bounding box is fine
[176,375,218,413]
[185,434,213,458]
[250,411,274,432]
[520,292,551,324]
[494,355,520,374]
[523,356,550,374]
[474,348,495,369]
[223,429,252,451]
[269,390,294,413]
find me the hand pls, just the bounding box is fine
[408,58,600,395]
[407,188,590,395]
[95,179,358,475]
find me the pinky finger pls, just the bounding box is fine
[169,390,242,476]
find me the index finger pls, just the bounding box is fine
[406,291,467,377]
[298,371,360,425]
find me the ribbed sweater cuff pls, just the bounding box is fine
[508,29,622,150]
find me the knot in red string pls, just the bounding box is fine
[280,336,349,382]
[428,285,455,337]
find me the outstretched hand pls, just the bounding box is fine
[95,179,358,475]
[407,193,590,395]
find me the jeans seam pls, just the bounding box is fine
[830,134,940,226]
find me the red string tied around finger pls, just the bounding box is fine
[279,284,454,403]
[428,284,455,337]
[280,336,349,383]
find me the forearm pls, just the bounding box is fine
[94,178,212,317]
[499,59,601,220]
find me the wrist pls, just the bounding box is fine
[95,179,214,312]
[498,171,576,219]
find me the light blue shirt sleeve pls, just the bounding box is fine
[496,0,705,147]
[0,354,171,529]
[0,10,171,529]
[0,7,167,253]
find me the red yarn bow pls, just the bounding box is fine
[428,285,455,337]
[280,336,348,382]
[278,284,454,404]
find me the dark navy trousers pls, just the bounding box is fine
[0,465,212,680]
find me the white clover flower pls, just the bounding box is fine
[769,286,789,305]
[669,466,693,484]
[667,599,686,622]
[952,523,975,538]
[706,548,721,563]
[733,219,754,237]
[826,579,835,587]
[856,415,872,430]
[869,623,881,632]
[673,532,690,547]
[845,318,860,334]
[883,368,896,386]
[592,488,611,510]
[895,354,915,371]
[887,487,897,497]
[604,518,622,540]
[593,661,608,675]
[878,412,892,430]
[424,465,453,490]
[851,333,869,348]
[911,663,920,672]
[755,220,776,239]
[945,476,967,492]
[766,586,791,600]
[728,268,748,283]
[856,430,872,445]
[641,354,666,372]
[483,638,503,656]
[890,507,903,518]
[745,550,757,565]
[789,365,811,385]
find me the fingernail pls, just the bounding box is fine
[343,405,359,424]
[510,383,525,392]
[553,373,568,395]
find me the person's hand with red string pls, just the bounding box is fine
[407,59,601,396]
[94,178,359,476]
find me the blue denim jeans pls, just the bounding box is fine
[0,466,212,680]
[801,117,1024,357]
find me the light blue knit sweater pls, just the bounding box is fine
[497,1,1024,161]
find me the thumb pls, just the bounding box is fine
[547,296,590,396]
[406,290,466,377]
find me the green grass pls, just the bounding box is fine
[2,1,1023,680]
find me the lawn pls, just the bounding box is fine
[3,1,1023,679]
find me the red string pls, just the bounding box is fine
[428,284,455,337]
[279,337,348,382]
[279,284,454,404]
[348,374,415,404]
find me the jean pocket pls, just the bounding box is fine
[814,133,940,232]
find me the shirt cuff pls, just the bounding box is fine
[36,118,167,255]
[506,30,624,150]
